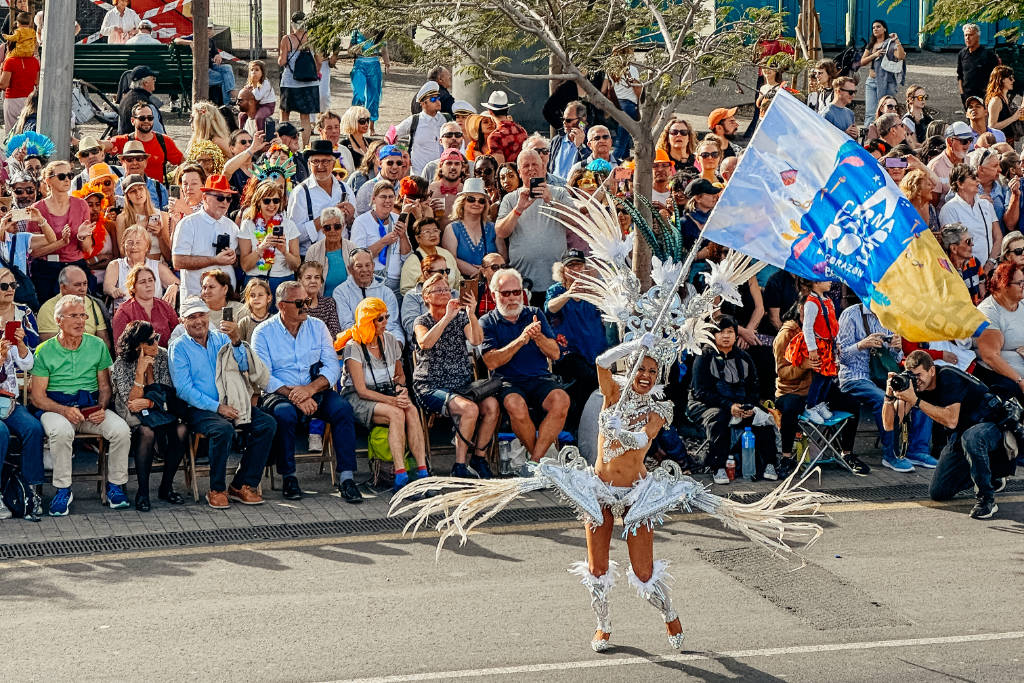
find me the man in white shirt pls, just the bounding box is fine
[125,19,162,45]
[286,139,355,255]
[100,0,140,44]
[611,65,641,160]
[171,175,239,299]
[928,121,973,199]
[393,80,445,175]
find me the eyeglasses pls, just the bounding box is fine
[1010,280,1024,287]
[322,222,343,231]
[429,268,450,275]
[419,227,441,235]
[497,288,523,297]
[207,193,232,203]
[12,188,33,195]
[590,134,611,141]
[699,151,720,159]
[464,196,486,205]
[668,129,689,136]
[0,281,18,291]
[134,115,155,121]
[441,132,463,139]
[375,313,391,322]
[261,197,281,205]
[61,313,89,320]
[841,88,857,95]
[310,158,335,165]
[280,297,312,307]
[476,167,495,175]
[357,117,371,125]
[425,287,450,296]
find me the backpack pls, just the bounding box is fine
[287,35,319,83]
[834,43,863,84]
[1,459,41,520]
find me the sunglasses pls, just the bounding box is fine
[464,196,486,205]
[280,297,312,307]
[357,117,371,125]
[98,180,114,187]
[883,104,897,110]
[429,268,451,275]
[841,88,857,95]
[699,151,720,159]
[961,238,975,246]
[497,288,523,297]
[322,223,343,231]
[207,193,232,202]
[914,94,928,101]
[79,148,102,157]
[590,134,611,141]
[1009,247,1024,256]
[441,132,463,139]
[12,188,34,195]
[426,96,440,103]
[384,161,403,167]
[375,313,391,322]
[237,139,253,146]
[483,263,506,270]
[668,129,689,136]
[261,197,282,205]
[477,167,495,175]
[134,115,155,121]
[349,247,372,257]
[0,281,18,291]
[562,117,578,124]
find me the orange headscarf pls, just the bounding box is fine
[334,297,389,351]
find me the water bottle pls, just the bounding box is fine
[741,427,756,480]
[498,440,512,477]
[725,455,736,481]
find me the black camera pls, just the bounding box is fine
[984,394,1024,447]
[889,371,916,393]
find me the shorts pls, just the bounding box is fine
[280,85,320,115]
[340,387,379,429]
[499,375,563,408]
[416,387,457,417]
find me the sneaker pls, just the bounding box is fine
[992,477,1007,494]
[0,503,11,520]
[776,457,798,479]
[802,408,825,425]
[882,455,915,473]
[813,403,834,420]
[906,452,938,469]
[469,455,493,480]
[106,483,130,509]
[338,478,363,504]
[970,497,998,519]
[49,487,73,516]
[763,464,778,481]
[840,453,871,476]
[307,433,324,452]
[713,468,730,485]
[450,462,475,478]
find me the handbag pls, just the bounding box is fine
[879,40,903,75]
[859,305,900,388]
[136,383,178,429]
[457,375,503,403]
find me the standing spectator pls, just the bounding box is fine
[464,114,496,162]
[900,169,940,234]
[275,122,309,183]
[806,60,839,114]
[788,280,839,422]
[109,320,186,511]
[442,177,501,279]
[550,101,589,181]
[111,264,179,349]
[707,107,742,158]
[314,110,355,171]
[171,174,239,300]
[238,179,301,295]
[858,19,906,126]
[115,168,171,258]
[986,66,1022,148]
[482,91,528,165]
[354,144,406,214]
[939,163,1001,270]
[186,101,231,157]
[656,118,697,174]
[117,144,169,214]
[332,247,404,344]
[173,33,236,106]
[969,147,1009,227]
[421,122,467,187]
[695,136,724,183]
[32,295,133,515]
[169,297,276,508]
[277,11,322,143]
[957,23,1001,106]
[965,96,1006,146]
[340,106,373,170]
[927,122,973,197]
[0,42,39,130]
[394,81,446,175]
[569,126,617,175]
[427,148,466,221]
[125,19,160,45]
[72,137,123,191]
[410,66,455,115]
[610,66,641,160]
[939,223,984,304]
[253,281,358,501]
[100,0,140,44]
[480,267,569,465]
[348,29,389,135]
[288,139,356,256]
[902,85,932,147]
[106,103,183,184]
[822,77,859,139]
[496,150,573,303]
[876,113,908,150]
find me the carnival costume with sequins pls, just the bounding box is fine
[390,191,827,651]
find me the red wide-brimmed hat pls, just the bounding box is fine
[200,174,238,194]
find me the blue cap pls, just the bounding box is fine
[378,144,402,161]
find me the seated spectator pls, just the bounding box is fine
[939,223,984,304]
[295,261,342,338]
[117,143,170,216]
[762,269,799,333]
[222,129,262,198]
[0,287,43,519]
[169,296,276,509]
[772,303,811,478]
[304,207,353,298]
[111,264,179,351]
[545,249,608,429]
[999,230,1024,267]
[0,267,38,348]
[414,272,498,478]
[967,147,1008,227]
[694,135,724,183]
[481,91,528,165]
[900,169,940,234]
[975,262,1024,402]
[110,321,186,511]
[939,163,1001,270]
[238,279,273,342]
[400,216,460,296]
[171,173,239,300]
[29,160,96,301]
[426,148,465,222]
[104,225,179,310]
[72,137,123,191]
[0,208,52,314]
[498,163,521,200]
[338,297,429,491]
[928,122,972,198]
[822,77,858,139]
[354,143,405,215]
[289,140,357,257]
[238,179,301,295]
[332,246,403,339]
[688,316,779,485]
[340,105,373,170]
[837,300,934,471]
[350,180,411,296]
[549,101,590,181]
[568,125,617,176]
[125,19,160,45]
[253,282,359,501]
[349,139,385,194]
[184,139,226,178]
[442,177,501,279]
[168,164,206,224]
[38,265,111,349]
[401,254,452,344]
[480,267,568,464]
[32,295,133,515]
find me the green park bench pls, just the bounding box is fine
[73,43,193,112]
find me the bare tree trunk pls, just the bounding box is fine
[631,132,655,289]
[192,0,210,104]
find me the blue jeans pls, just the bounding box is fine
[0,404,45,485]
[209,64,236,105]
[863,75,877,126]
[350,57,383,121]
[841,378,932,460]
[268,391,356,477]
[929,422,1000,501]
[612,99,639,161]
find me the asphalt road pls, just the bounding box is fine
[1,497,1022,682]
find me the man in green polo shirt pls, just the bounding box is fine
[31,295,131,516]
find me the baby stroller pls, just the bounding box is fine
[71,79,120,139]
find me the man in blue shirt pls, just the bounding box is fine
[169,297,276,509]
[548,102,589,181]
[480,267,569,464]
[252,281,361,504]
[822,76,858,139]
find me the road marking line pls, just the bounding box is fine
[1,495,1020,569]
[322,631,1024,682]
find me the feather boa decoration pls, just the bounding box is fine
[70,182,108,259]
[6,131,55,159]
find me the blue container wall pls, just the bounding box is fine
[855,0,920,47]
[720,0,848,48]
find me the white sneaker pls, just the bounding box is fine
[763,464,778,481]
[814,403,834,420]
[713,468,730,485]
[802,408,825,425]
[308,433,324,452]
[0,503,11,520]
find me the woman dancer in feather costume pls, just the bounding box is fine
[391,191,827,652]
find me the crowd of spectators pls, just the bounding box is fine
[0,12,1021,522]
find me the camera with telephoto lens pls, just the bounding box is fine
[984,393,1024,446]
[889,371,916,393]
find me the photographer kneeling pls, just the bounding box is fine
[885,350,1012,520]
